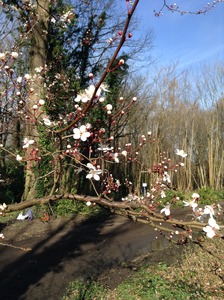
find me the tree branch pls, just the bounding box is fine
[55,0,140,134]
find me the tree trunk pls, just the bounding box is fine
[23,1,49,200]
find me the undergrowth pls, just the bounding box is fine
[63,238,224,300]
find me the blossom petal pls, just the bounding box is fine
[93,174,100,181]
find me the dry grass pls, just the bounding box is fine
[158,238,224,299]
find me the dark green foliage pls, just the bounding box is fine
[0,163,24,204]
[45,0,113,118]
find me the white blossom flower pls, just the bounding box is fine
[43,117,52,126]
[97,145,113,152]
[99,97,105,103]
[86,163,102,181]
[0,233,4,239]
[196,205,215,222]
[23,138,34,149]
[24,74,31,81]
[176,149,187,158]
[75,94,88,103]
[113,153,119,163]
[11,52,19,59]
[39,99,45,105]
[192,193,200,200]
[51,17,56,23]
[161,190,166,198]
[35,66,43,73]
[203,205,215,217]
[0,203,7,211]
[16,154,23,161]
[86,201,92,206]
[160,203,171,216]
[75,84,109,103]
[100,83,109,92]
[163,171,171,184]
[183,199,198,211]
[203,217,220,238]
[105,104,113,111]
[122,150,127,157]
[60,10,74,23]
[0,53,6,60]
[73,125,90,141]
[17,76,23,83]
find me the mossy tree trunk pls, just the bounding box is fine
[23,1,49,200]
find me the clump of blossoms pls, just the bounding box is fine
[75,83,109,103]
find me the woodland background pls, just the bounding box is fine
[0,0,223,204]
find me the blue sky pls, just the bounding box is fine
[134,0,224,70]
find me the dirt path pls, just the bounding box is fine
[0,213,183,300]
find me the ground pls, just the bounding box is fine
[0,209,207,300]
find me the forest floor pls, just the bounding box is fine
[0,207,216,300]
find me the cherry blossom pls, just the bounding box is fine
[203,205,215,217]
[16,154,23,161]
[160,203,171,216]
[73,125,91,141]
[35,66,43,73]
[192,192,200,200]
[105,104,113,111]
[0,53,6,60]
[161,190,166,198]
[43,117,52,126]
[0,203,7,212]
[17,76,23,83]
[203,217,220,238]
[121,150,127,157]
[176,149,187,158]
[11,51,19,59]
[113,153,119,163]
[39,99,45,106]
[183,199,198,211]
[23,138,35,149]
[86,163,102,181]
[163,171,171,184]
[75,83,109,103]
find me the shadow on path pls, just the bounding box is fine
[0,214,168,300]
